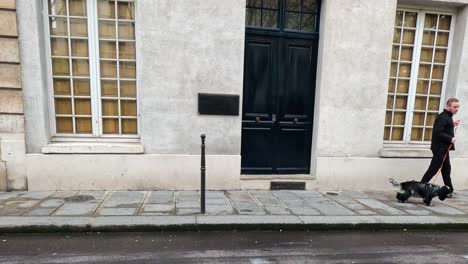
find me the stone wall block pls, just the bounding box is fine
[0,38,19,62]
[0,115,24,133]
[0,10,17,36]
[0,89,23,113]
[0,0,16,10]
[0,63,21,88]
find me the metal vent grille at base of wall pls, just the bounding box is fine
[270,181,306,190]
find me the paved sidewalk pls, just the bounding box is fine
[2,189,468,232]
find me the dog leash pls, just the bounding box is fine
[431,122,459,184]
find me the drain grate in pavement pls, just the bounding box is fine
[64,195,95,202]
[325,191,339,196]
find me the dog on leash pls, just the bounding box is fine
[389,178,451,206]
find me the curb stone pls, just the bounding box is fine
[1,215,468,233]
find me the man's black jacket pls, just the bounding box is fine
[431,109,455,151]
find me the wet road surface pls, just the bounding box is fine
[1,230,468,263]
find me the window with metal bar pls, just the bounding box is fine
[384,9,453,143]
[284,0,316,32]
[46,0,137,137]
[246,0,318,33]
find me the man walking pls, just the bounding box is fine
[421,98,460,196]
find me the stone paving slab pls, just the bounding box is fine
[304,198,356,216]
[0,200,39,216]
[438,198,468,213]
[54,203,99,216]
[233,201,266,215]
[356,198,406,215]
[50,191,78,198]
[17,191,55,200]
[146,191,174,204]
[404,209,432,215]
[227,191,266,215]
[341,191,370,199]
[143,204,174,212]
[205,191,226,198]
[77,191,107,200]
[263,205,291,215]
[424,204,466,215]
[293,190,324,198]
[328,194,363,205]
[344,203,368,210]
[271,191,301,200]
[102,191,145,208]
[177,201,199,208]
[1,190,468,232]
[141,212,172,216]
[205,204,234,215]
[206,198,231,205]
[1,190,467,218]
[176,208,200,215]
[99,208,137,216]
[0,192,19,200]
[364,191,393,201]
[176,191,199,201]
[356,210,377,215]
[289,207,321,215]
[27,208,57,216]
[249,192,282,206]
[39,199,65,208]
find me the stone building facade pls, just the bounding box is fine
[0,0,25,191]
[1,0,468,191]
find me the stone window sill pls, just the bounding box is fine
[41,143,144,154]
[379,146,432,158]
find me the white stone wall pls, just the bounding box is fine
[137,0,245,155]
[16,0,245,190]
[18,0,245,155]
[13,0,468,190]
[0,0,27,191]
[312,0,468,190]
[27,154,240,190]
[312,0,397,160]
[448,5,468,157]
[16,0,50,154]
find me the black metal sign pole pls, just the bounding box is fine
[200,134,206,214]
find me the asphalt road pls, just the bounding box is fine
[1,230,468,263]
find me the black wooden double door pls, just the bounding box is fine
[241,34,317,174]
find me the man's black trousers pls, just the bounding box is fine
[421,148,453,191]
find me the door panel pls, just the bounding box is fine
[275,39,316,173]
[243,38,277,121]
[241,34,317,174]
[241,126,276,173]
[276,126,311,173]
[279,43,314,119]
[241,36,278,174]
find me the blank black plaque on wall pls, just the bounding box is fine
[198,93,240,116]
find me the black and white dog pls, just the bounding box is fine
[389,178,452,206]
